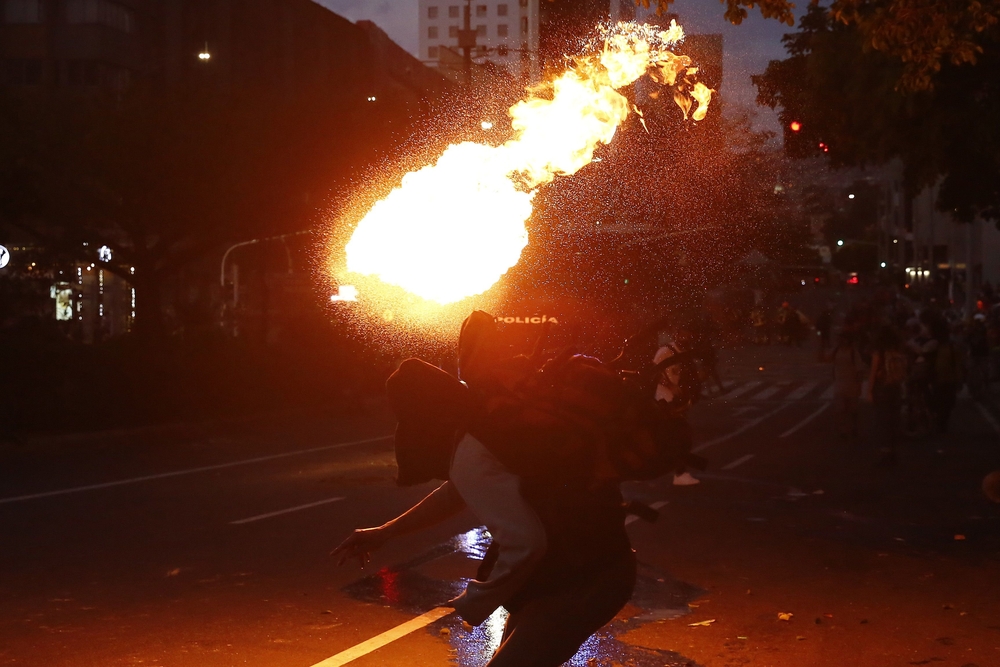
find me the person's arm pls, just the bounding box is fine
[331,481,466,567]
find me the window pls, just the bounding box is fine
[476,4,487,16]
[428,26,438,38]
[497,4,508,16]
[448,25,458,37]
[519,0,527,6]
[4,58,43,85]
[428,46,439,58]
[477,45,487,56]
[448,5,459,17]
[3,0,43,23]
[427,6,438,18]
[66,0,133,33]
[497,44,509,56]
[476,24,486,36]
[497,24,508,37]
[520,16,527,33]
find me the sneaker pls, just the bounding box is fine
[673,472,701,486]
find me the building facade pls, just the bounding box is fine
[879,172,1000,296]
[417,0,541,80]
[1,0,151,91]
[1,0,450,341]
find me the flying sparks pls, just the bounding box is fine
[343,21,713,306]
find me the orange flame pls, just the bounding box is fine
[344,21,712,306]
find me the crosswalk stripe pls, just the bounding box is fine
[779,402,831,438]
[785,380,820,401]
[721,381,761,400]
[624,500,669,526]
[722,454,755,470]
[751,386,781,400]
[819,384,836,400]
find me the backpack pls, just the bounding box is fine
[881,349,908,385]
[457,311,703,486]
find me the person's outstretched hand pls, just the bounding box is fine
[331,526,390,568]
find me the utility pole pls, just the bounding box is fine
[457,0,476,86]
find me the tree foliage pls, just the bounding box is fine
[641,0,1000,91]
[753,5,1000,222]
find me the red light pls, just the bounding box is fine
[847,275,859,285]
[789,121,802,132]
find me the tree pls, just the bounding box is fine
[753,5,1000,222]
[641,0,1000,91]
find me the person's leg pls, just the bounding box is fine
[449,435,547,626]
[486,555,636,667]
[938,382,957,432]
[834,393,849,436]
[846,394,860,439]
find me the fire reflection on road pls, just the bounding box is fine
[342,527,707,665]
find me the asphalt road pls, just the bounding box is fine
[2,343,999,667]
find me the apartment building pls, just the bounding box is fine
[417,0,540,79]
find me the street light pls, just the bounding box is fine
[848,193,855,199]
[880,262,887,268]
[837,239,845,247]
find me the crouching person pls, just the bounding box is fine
[333,325,637,665]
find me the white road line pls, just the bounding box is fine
[786,380,820,401]
[0,435,393,505]
[721,381,761,400]
[751,386,781,401]
[624,500,668,526]
[819,384,836,400]
[722,454,755,470]
[975,402,1000,436]
[779,402,832,438]
[230,497,345,525]
[310,606,455,667]
[692,402,791,453]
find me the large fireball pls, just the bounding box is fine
[343,21,712,306]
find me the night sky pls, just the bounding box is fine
[314,0,806,133]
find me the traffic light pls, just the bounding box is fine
[783,118,810,157]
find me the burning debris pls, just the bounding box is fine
[341,21,713,308]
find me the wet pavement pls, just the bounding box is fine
[1,342,999,666]
[343,526,707,666]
